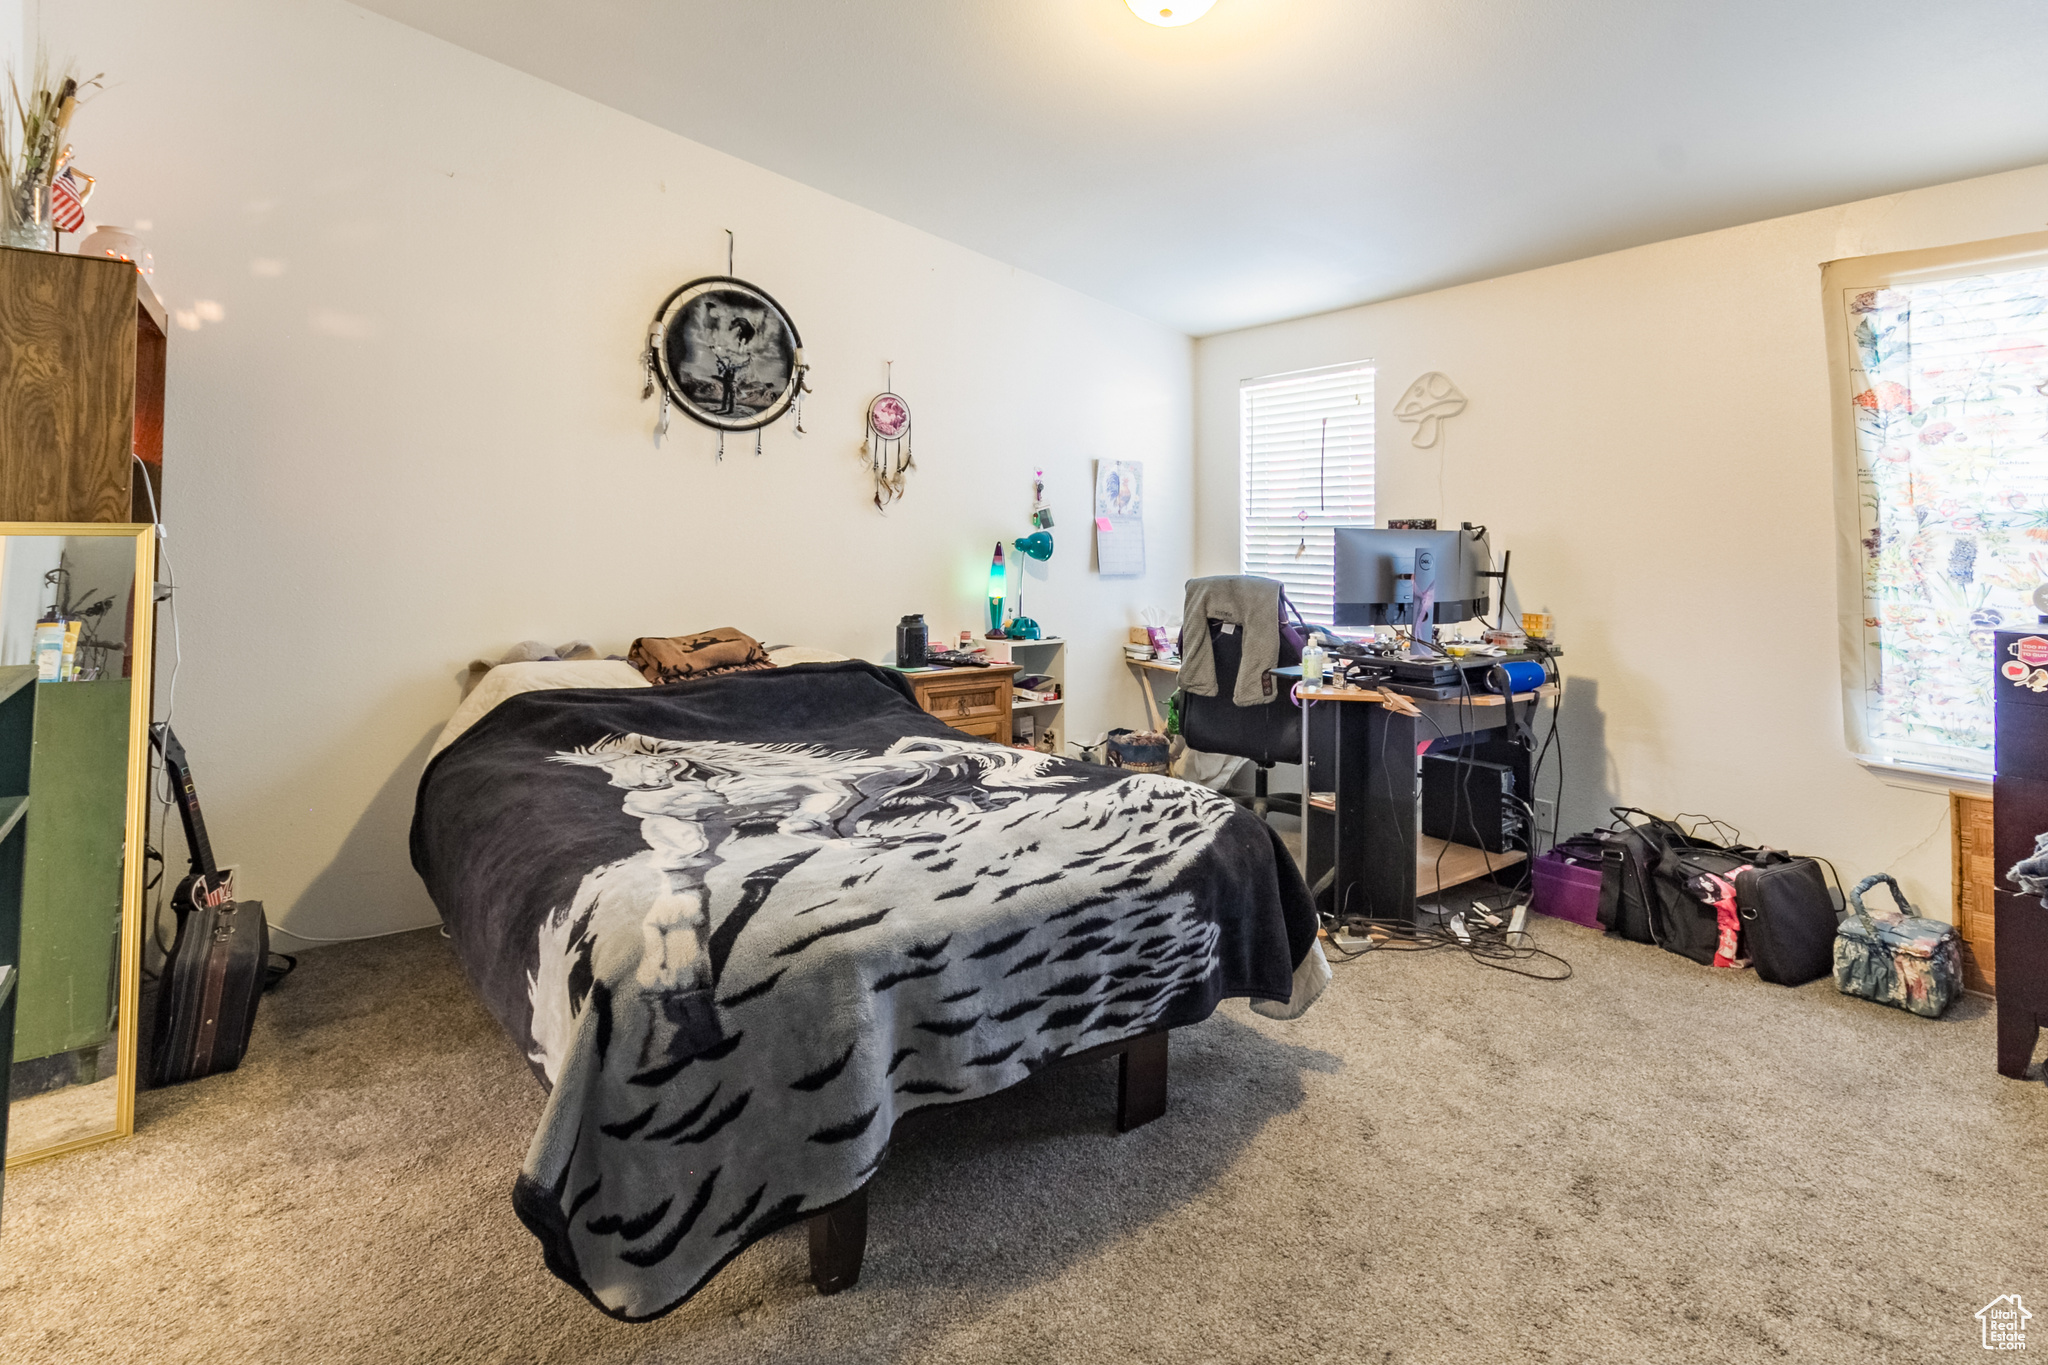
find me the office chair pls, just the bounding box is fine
[1176,581,1313,821]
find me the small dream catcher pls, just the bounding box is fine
[861,364,914,510]
[642,242,811,459]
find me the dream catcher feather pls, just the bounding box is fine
[862,365,914,510]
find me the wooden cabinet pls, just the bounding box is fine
[1953,793,1997,993]
[1993,627,2048,1078]
[906,664,1019,742]
[0,247,167,523]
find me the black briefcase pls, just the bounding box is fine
[1736,858,1840,987]
[153,894,271,1087]
[147,725,287,1087]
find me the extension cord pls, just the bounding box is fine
[1329,918,1385,953]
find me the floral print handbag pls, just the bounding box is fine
[1834,873,1963,1019]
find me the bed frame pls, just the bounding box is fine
[803,1027,1170,1294]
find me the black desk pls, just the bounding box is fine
[1291,660,1553,926]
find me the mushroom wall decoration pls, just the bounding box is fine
[1394,372,1468,448]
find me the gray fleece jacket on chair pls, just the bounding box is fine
[1178,575,1284,708]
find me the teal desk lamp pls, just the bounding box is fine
[1007,531,1053,640]
[1014,531,1054,561]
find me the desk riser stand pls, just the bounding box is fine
[1302,694,1533,927]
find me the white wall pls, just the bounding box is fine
[0,2,22,82]
[37,0,1196,945]
[1197,162,2048,919]
[0,537,59,666]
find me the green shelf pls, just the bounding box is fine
[0,795,27,845]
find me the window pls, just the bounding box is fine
[1239,362,1375,624]
[1825,232,2048,777]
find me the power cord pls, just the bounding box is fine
[134,453,184,962]
[1327,913,1572,981]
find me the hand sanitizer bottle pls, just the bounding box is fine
[1300,633,1327,688]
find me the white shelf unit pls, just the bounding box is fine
[1004,637,1066,754]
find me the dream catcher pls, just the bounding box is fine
[861,363,914,510]
[642,237,811,459]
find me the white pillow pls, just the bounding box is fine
[432,660,650,759]
[767,645,851,666]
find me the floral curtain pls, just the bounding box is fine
[1843,265,2048,775]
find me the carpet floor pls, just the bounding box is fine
[2,920,2044,1364]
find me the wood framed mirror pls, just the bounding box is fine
[0,523,156,1174]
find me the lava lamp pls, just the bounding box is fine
[987,542,1006,636]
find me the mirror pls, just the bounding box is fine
[0,525,154,1168]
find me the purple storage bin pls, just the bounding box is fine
[1531,850,1604,929]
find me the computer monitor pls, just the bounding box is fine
[1332,525,1492,634]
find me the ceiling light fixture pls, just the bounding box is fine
[1125,0,1216,27]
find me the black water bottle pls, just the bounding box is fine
[896,614,928,668]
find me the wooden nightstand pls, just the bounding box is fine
[903,663,1020,743]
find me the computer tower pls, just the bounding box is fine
[1421,753,1520,853]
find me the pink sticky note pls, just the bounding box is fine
[1095,516,1112,532]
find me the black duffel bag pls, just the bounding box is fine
[1736,857,1842,986]
[1653,822,1842,979]
[1552,811,1708,948]
[1610,808,1745,959]
[1601,810,1841,977]
[1558,810,1841,981]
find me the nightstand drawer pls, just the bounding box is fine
[947,715,1007,743]
[919,679,1007,721]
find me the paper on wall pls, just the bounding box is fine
[1094,460,1145,578]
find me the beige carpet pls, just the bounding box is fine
[2,920,2044,1364]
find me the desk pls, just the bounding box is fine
[1297,670,1556,924]
[1125,657,1180,735]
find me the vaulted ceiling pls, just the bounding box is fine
[356,0,2048,335]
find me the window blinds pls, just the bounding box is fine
[1239,362,1375,624]
[1823,230,2048,777]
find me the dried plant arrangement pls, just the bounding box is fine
[1,54,100,249]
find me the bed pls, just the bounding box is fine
[410,657,1324,1321]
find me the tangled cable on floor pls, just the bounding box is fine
[1320,909,1574,981]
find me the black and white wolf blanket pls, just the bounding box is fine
[411,662,1321,1320]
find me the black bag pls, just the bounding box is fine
[1551,816,1683,945]
[147,726,287,1087]
[1550,829,1634,938]
[1656,844,1777,966]
[1736,858,1840,986]
[1561,807,1843,978]
[1614,809,1793,967]
[153,896,270,1086]
[1607,808,1728,953]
